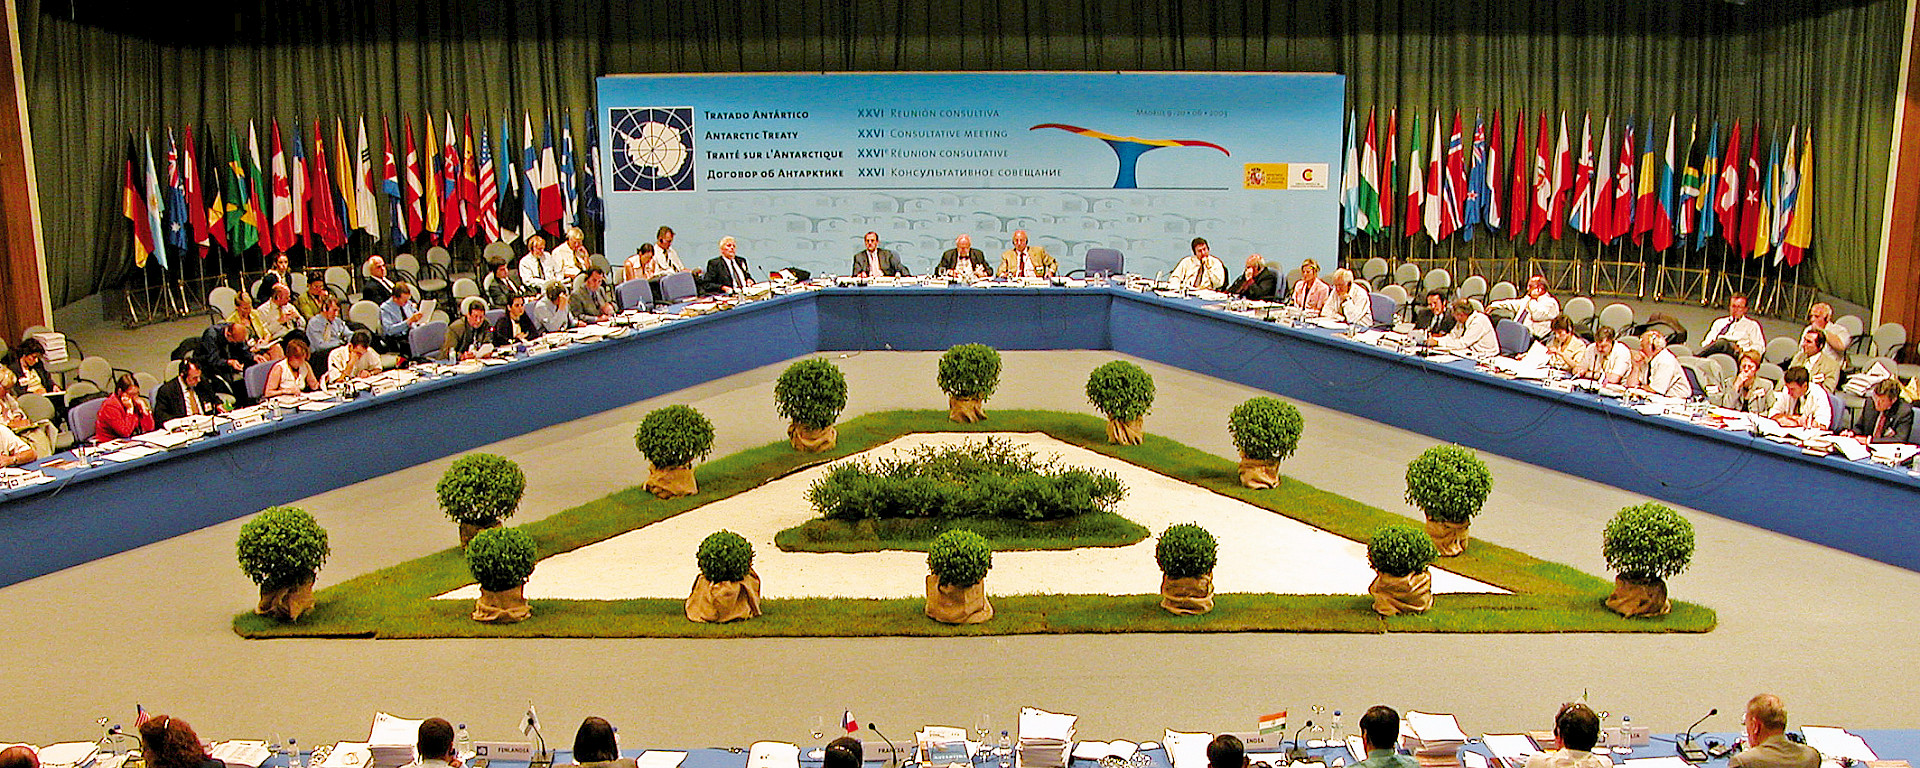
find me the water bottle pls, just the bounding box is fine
[457,724,473,760]
[287,739,302,768]
[997,731,1011,768]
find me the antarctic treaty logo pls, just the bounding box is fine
[610,107,696,192]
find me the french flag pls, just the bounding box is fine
[842,711,860,734]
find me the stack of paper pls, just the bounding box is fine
[1163,731,1212,768]
[366,713,424,768]
[1401,712,1468,768]
[1017,708,1077,768]
[314,743,371,768]
[1072,741,1138,762]
[1480,734,1543,768]
[1802,726,1878,763]
[917,727,970,767]
[747,742,800,768]
[209,740,272,768]
[634,751,688,768]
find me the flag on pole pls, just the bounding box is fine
[1380,108,1396,232]
[1780,131,1812,267]
[1697,123,1721,248]
[498,114,521,244]
[1631,121,1661,246]
[289,124,309,249]
[382,117,405,247]
[1484,111,1503,232]
[478,127,501,243]
[269,120,293,254]
[356,117,381,237]
[1650,116,1676,251]
[1340,110,1360,240]
[841,711,859,734]
[1423,112,1443,242]
[180,126,210,254]
[424,114,442,241]
[1258,711,1289,735]
[1739,128,1763,257]
[522,113,540,239]
[404,117,425,242]
[333,118,356,234]
[440,112,462,245]
[164,129,189,255]
[1528,113,1551,244]
[124,138,156,268]
[1404,112,1424,238]
[311,122,347,251]
[1676,120,1702,241]
[1718,122,1744,250]
[1359,108,1382,236]
[538,116,564,235]
[143,132,168,269]
[247,121,273,255]
[227,131,259,254]
[1508,111,1531,240]
[559,118,578,231]
[1772,127,1799,258]
[1610,120,1637,245]
[1566,113,1596,236]
[1463,113,1488,241]
[1546,112,1571,240]
[187,125,226,252]
[462,113,480,237]
[1589,117,1615,242]
[582,112,603,226]
[1441,111,1466,240]
[1751,132,1778,262]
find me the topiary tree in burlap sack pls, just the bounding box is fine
[925,529,994,624]
[236,506,330,621]
[635,405,716,498]
[1227,397,1303,488]
[1602,502,1697,618]
[1154,522,1218,615]
[1404,444,1493,556]
[696,530,756,583]
[436,453,526,544]
[938,344,1001,422]
[688,529,763,623]
[775,358,848,452]
[1366,523,1439,616]
[465,526,538,623]
[1085,360,1155,444]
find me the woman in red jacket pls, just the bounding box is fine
[94,373,155,442]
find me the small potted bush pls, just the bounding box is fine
[938,343,1001,423]
[236,506,330,622]
[776,358,849,453]
[686,530,763,623]
[1227,397,1304,489]
[1155,523,1217,615]
[1404,444,1493,556]
[925,529,994,624]
[466,526,538,623]
[436,453,527,545]
[1602,502,1696,618]
[1367,523,1439,616]
[635,404,716,498]
[1086,360,1155,445]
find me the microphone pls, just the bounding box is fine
[868,723,899,767]
[1677,708,1717,763]
[1288,721,1315,762]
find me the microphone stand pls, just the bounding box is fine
[1288,721,1316,763]
[527,714,552,768]
[868,723,899,768]
[1677,709,1717,763]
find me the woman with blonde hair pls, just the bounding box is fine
[0,367,53,456]
[1288,258,1330,312]
[1717,350,1775,413]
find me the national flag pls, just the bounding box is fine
[226,131,259,253]
[180,126,210,253]
[1718,122,1744,249]
[461,113,480,237]
[1650,116,1677,251]
[188,125,227,252]
[333,119,356,234]
[424,114,442,241]
[1440,111,1466,240]
[440,112,461,244]
[1566,113,1596,236]
[1484,111,1503,232]
[404,117,425,241]
[537,116,564,234]
[163,129,189,255]
[382,117,405,247]
[1588,117,1615,242]
[1751,132,1779,262]
[1423,112,1443,242]
[1462,113,1488,241]
[1697,123,1721,248]
[1739,128,1763,257]
[1610,120,1637,245]
[559,118,578,231]
[1404,112,1424,238]
[582,112,603,225]
[1676,120,1703,240]
[1544,112,1571,240]
[498,114,521,243]
[289,123,309,249]
[841,711,859,734]
[1258,711,1288,735]
[311,122,347,251]
[1508,110,1531,240]
[1380,108,1396,231]
[521,113,540,239]
[135,705,152,727]
[1781,130,1813,267]
[1632,121,1661,246]
[1772,127,1799,258]
[1359,108,1382,237]
[142,132,168,269]
[478,127,501,242]
[1528,113,1551,244]
[268,121,293,254]
[356,117,380,237]
[247,121,274,255]
[1340,110,1360,240]
[123,139,156,267]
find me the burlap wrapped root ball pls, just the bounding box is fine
[635,405,715,499]
[236,506,330,622]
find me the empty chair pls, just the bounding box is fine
[1083,248,1124,278]
[1367,293,1397,329]
[1394,262,1422,294]
[207,286,238,322]
[133,371,160,395]
[1597,302,1634,335]
[1488,280,1518,303]
[615,278,652,311]
[482,241,516,266]
[589,253,611,275]
[659,271,698,302]
[19,324,48,341]
[1494,318,1532,357]
[75,357,114,391]
[426,309,449,327]
[1457,274,1488,303]
[1379,284,1410,321]
[1758,361,1785,384]
[1835,314,1866,341]
[1362,257,1391,289]
[1871,322,1907,357]
[452,278,481,305]
[408,320,449,361]
[242,360,275,401]
[391,253,423,285]
[324,266,354,301]
[68,398,106,445]
[19,393,68,450]
[1562,296,1596,330]
[1764,336,1800,366]
[289,271,308,295]
[348,300,382,333]
[1423,267,1453,293]
[64,381,101,405]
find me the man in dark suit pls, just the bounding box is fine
[153,358,218,427]
[1850,378,1915,444]
[1224,253,1278,300]
[1411,289,1455,336]
[852,231,909,277]
[362,255,397,305]
[937,234,990,279]
[703,236,755,294]
[196,322,263,406]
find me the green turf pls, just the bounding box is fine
[773,512,1150,553]
[234,409,1717,639]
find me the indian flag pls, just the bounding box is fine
[1258,711,1288,735]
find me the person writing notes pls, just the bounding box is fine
[1847,378,1913,444]
[938,234,991,279]
[1769,366,1834,431]
[1424,298,1498,359]
[262,337,323,397]
[1574,327,1632,385]
[1321,268,1373,327]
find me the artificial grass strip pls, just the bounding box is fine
[234,409,1717,639]
[774,513,1150,553]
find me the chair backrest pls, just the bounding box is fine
[426,309,450,327]
[1758,361,1785,383]
[1362,257,1390,287]
[349,300,382,331]
[77,356,114,389]
[207,286,238,318]
[20,324,48,342]
[482,241,515,264]
[1828,390,1847,432]
[485,308,506,327]
[615,278,652,311]
[1423,268,1453,291]
[460,297,486,315]
[134,371,161,394]
[18,392,54,422]
[243,360,276,400]
[324,266,353,298]
[1083,248,1124,277]
[1562,296,1595,325]
[1668,344,1692,358]
[1598,302,1634,334]
[68,398,105,444]
[392,253,422,281]
[452,278,481,299]
[1394,262,1421,288]
[1872,322,1907,356]
[1488,281,1518,303]
[1765,336,1800,366]
[1835,314,1865,339]
[1494,318,1532,357]
[1457,274,1488,301]
[409,320,449,361]
[660,271,698,302]
[425,246,452,269]
[1707,353,1738,384]
[589,253,611,274]
[1379,283,1409,308]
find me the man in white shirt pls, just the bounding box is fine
[517,234,567,288]
[1635,330,1693,399]
[1426,298,1499,359]
[325,330,383,385]
[1804,302,1851,352]
[552,226,591,282]
[655,225,696,274]
[1320,268,1373,327]
[1168,237,1226,290]
[1574,327,1633,385]
[254,284,302,342]
[1523,703,1609,768]
[416,719,463,768]
[1490,274,1560,338]
[1770,366,1835,431]
[1696,293,1766,358]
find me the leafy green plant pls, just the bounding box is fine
[1368,524,1439,577]
[1228,397,1304,461]
[1085,361,1155,422]
[1404,445,1494,523]
[236,506,330,589]
[465,526,538,593]
[435,453,527,526]
[805,438,1124,521]
[1155,523,1218,580]
[634,405,716,468]
[927,529,992,588]
[938,344,1002,400]
[696,530,755,583]
[1603,503,1697,580]
[775,358,849,430]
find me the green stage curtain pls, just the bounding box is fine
[16,0,1901,308]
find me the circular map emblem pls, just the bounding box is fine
[611,107,695,191]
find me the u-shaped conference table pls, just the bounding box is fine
[2,283,1915,588]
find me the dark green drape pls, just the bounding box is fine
[17,0,1903,308]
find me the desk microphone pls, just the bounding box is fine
[868,723,898,767]
[1288,721,1315,763]
[1677,708,1716,763]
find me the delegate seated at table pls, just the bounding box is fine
[416,718,464,768]
[1523,703,1606,768]
[570,716,636,768]
[197,322,266,406]
[704,237,757,294]
[1354,706,1418,768]
[519,234,568,289]
[153,358,216,428]
[0,406,37,467]
[293,272,331,319]
[1424,298,1498,359]
[1206,735,1248,768]
[1788,327,1844,391]
[1224,254,1277,300]
[255,284,303,342]
[493,294,544,347]
[1320,268,1373,327]
[305,297,350,360]
[1489,274,1559,338]
[1289,258,1331,312]
[442,303,495,361]
[263,337,322,398]
[1769,366,1833,431]
[138,714,224,768]
[0,367,54,456]
[1573,327,1631,385]
[554,226,592,283]
[571,267,616,324]
[623,243,666,283]
[485,259,534,308]
[532,282,575,333]
[938,234,991,279]
[326,331,383,385]
[378,282,425,353]
[94,374,155,442]
[1412,289,1455,336]
[853,231,909,277]
[997,229,1056,278]
[1729,694,1819,768]
[1633,331,1692,399]
[1716,350,1775,414]
[1543,315,1588,372]
[1168,237,1226,290]
[823,737,863,768]
[1847,378,1914,444]
[654,225,698,276]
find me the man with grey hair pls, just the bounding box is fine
[938,234,989,279]
[1425,297,1499,359]
[703,236,755,294]
[997,229,1056,278]
[1729,694,1818,768]
[1804,302,1851,352]
[1635,330,1692,399]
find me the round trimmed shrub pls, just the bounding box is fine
[1404,445,1493,523]
[236,506,330,589]
[696,530,755,583]
[775,358,849,430]
[1228,397,1304,461]
[1368,524,1439,577]
[436,453,527,526]
[938,344,1002,400]
[634,404,716,468]
[927,529,993,588]
[1155,523,1218,580]
[1603,502,1697,580]
[466,526,538,593]
[1085,360,1155,422]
